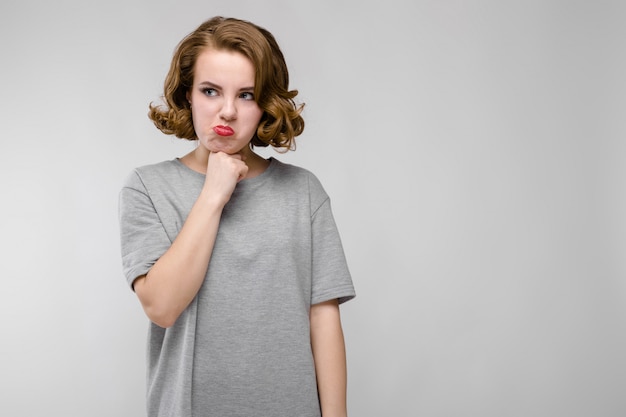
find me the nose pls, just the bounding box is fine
[219,98,237,121]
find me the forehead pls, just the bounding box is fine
[194,48,256,85]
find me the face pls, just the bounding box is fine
[187,48,263,156]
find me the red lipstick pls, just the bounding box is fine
[213,125,234,136]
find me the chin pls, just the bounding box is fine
[203,137,252,155]
[202,142,228,154]
[208,146,243,156]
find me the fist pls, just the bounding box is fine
[203,151,249,205]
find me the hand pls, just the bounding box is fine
[202,151,249,206]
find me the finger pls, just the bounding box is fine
[237,164,249,182]
[236,149,247,162]
[228,152,244,161]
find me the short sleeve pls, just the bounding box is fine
[310,184,356,305]
[118,171,173,289]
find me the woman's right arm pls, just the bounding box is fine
[133,152,247,328]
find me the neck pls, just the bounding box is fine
[241,151,270,179]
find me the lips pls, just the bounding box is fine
[213,125,234,136]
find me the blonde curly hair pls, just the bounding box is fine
[148,16,304,150]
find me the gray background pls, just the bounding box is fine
[1,1,625,416]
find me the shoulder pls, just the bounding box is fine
[271,158,325,188]
[269,158,329,207]
[121,159,188,192]
[270,157,321,182]
[134,159,184,180]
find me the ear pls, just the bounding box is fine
[186,90,191,104]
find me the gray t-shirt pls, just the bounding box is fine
[119,157,355,417]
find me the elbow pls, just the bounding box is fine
[153,318,177,329]
[143,303,180,329]
[134,275,181,328]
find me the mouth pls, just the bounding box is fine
[213,125,234,137]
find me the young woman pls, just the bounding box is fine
[119,16,355,417]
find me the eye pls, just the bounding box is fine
[202,87,218,97]
[240,91,255,101]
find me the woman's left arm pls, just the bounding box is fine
[310,299,348,417]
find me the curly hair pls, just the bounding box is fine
[148,17,304,150]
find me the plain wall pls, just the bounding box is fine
[1,1,625,416]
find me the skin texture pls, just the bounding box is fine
[311,299,349,417]
[183,48,268,177]
[134,47,348,416]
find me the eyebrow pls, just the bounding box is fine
[198,81,255,91]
